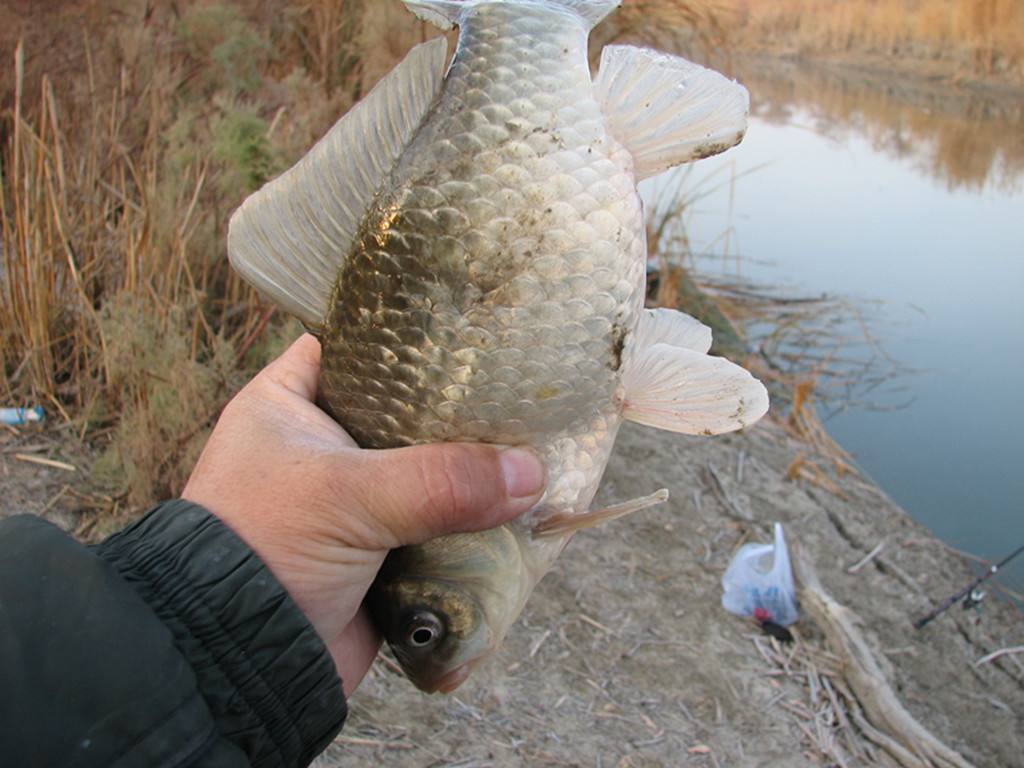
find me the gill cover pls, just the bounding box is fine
[403,0,621,30]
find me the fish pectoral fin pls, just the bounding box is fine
[621,340,769,435]
[594,45,749,181]
[228,37,449,327]
[533,489,669,538]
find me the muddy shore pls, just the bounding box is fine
[304,420,1022,767]
[4,413,1019,766]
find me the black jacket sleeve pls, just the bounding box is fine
[0,501,346,768]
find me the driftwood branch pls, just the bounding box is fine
[974,646,1024,668]
[795,552,974,768]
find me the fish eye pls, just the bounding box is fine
[406,611,444,649]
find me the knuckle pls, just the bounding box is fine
[420,445,489,527]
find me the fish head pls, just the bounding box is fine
[368,525,533,693]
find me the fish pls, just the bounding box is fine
[227,0,768,694]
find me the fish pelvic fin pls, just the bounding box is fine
[595,45,749,181]
[534,489,669,538]
[404,1,620,30]
[227,37,448,327]
[633,307,712,356]
[620,308,769,435]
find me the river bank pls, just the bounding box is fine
[308,418,1022,767]
[3,404,1020,766]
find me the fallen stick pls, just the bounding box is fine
[14,454,78,472]
[848,540,886,574]
[334,736,413,750]
[974,646,1024,668]
[795,551,974,768]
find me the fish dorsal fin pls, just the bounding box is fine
[594,45,749,181]
[228,37,449,327]
[404,1,620,30]
[633,307,712,355]
[620,309,768,435]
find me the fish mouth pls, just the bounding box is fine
[430,664,472,694]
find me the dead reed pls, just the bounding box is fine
[0,0,379,504]
[721,0,1024,80]
[0,0,725,509]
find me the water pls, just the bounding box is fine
[642,59,1024,594]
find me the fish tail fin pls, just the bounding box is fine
[545,0,621,27]
[404,0,620,30]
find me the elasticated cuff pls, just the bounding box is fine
[97,500,346,768]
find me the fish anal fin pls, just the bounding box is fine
[595,45,749,181]
[534,489,669,538]
[228,37,448,327]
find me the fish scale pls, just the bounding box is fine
[228,0,764,693]
[319,2,645,520]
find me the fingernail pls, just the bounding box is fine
[499,448,546,500]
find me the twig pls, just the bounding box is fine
[529,629,552,658]
[703,462,753,522]
[334,736,413,750]
[974,646,1024,668]
[578,613,617,636]
[847,540,885,574]
[15,453,77,472]
[41,485,70,514]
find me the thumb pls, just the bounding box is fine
[345,443,547,548]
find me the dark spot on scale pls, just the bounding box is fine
[610,324,627,371]
[702,429,713,436]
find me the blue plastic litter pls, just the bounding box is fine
[0,406,45,426]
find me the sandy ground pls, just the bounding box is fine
[310,422,1023,767]
[2,419,1021,766]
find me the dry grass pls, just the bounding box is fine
[0,1,723,508]
[0,0,387,503]
[721,0,1024,80]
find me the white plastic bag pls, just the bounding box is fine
[721,523,799,626]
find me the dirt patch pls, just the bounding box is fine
[314,422,1022,767]
[2,418,1021,766]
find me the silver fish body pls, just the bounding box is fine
[321,1,638,524]
[228,0,764,693]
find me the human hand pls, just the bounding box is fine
[181,334,546,694]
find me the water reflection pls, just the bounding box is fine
[733,57,1024,192]
[640,55,1024,594]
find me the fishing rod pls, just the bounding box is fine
[914,542,1024,630]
